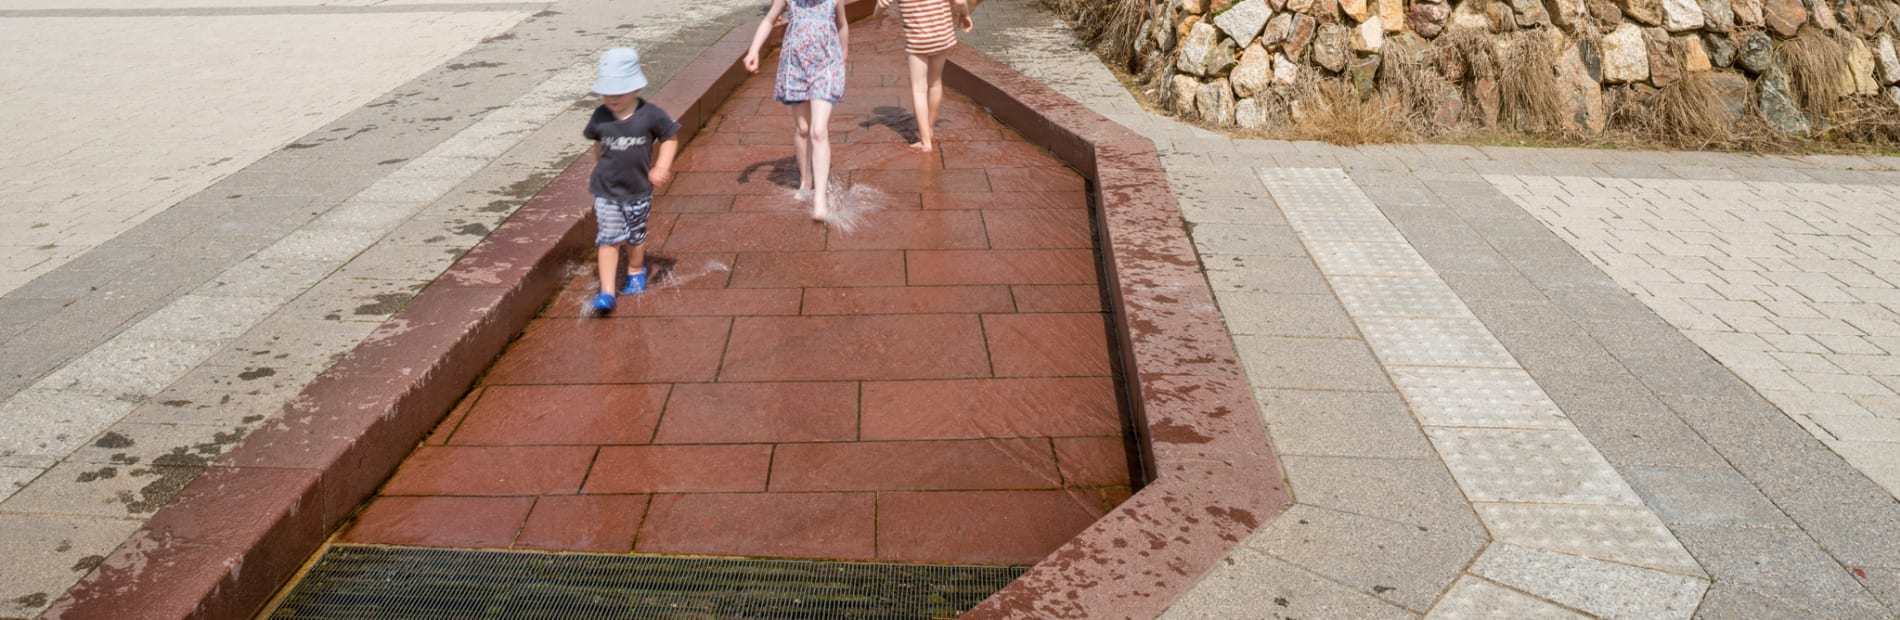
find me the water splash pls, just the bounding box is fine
[781,176,890,234]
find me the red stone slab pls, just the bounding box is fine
[674,144,795,172]
[343,496,535,548]
[769,439,1061,492]
[860,377,1121,440]
[448,384,669,446]
[800,285,1014,315]
[663,212,829,253]
[1012,284,1107,312]
[653,382,859,444]
[425,388,480,446]
[922,190,1088,210]
[850,168,991,194]
[984,313,1114,378]
[655,195,736,213]
[720,314,992,381]
[877,490,1106,565]
[986,167,1087,193]
[1054,437,1132,487]
[726,250,907,288]
[548,283,803,318]
[381,446,595,496]
[983,210,1095,249]
[907,249,1097,286]
[824,210,988,250]
[480,317,731,385]
[514,495,648,553]
[940,140,1069,169]
[637,493,875,560]
[583,445,773,494]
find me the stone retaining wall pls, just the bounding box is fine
[1099,0,1900,135]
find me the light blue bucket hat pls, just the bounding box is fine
[593,47,648,95]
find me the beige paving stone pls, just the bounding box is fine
[0,514,143,620]
[1473,503,1703,577]
[1470,543,1707,620]
[1426,576,1589,620]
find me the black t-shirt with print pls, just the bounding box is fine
[583,100,680,201]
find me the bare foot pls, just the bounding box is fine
[793,187,813,202]
[906,141,934,152]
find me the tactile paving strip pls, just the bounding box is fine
[1390,367,1571,429]
[1329,276,1475,318]
[1474,503,1703,577]
[1427,428,1643,506]
[1356,317,1520,368]
[1261,169,1703,602]
[1304,240,1436,277]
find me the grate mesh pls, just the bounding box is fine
[269,545,1027,619]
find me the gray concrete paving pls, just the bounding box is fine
[4,0,1900,616]
[964,0,1900,616]
[0,1,764,616]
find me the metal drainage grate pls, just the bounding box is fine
[269,545,1027,619]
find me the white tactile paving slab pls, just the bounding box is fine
[1391,367,1572,429]
[1428,428,1645,506]
[1305,240,1438,276]
[1331,276,1477,318]
[1474,503,1703,577]
[1428,577,1590,620]
[1495,175,1900,499]
[1264,168,1708,615]
[1357,317,1521,368]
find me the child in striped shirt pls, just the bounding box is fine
[878,0,975,152]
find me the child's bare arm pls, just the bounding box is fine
[835,2,850,63]
[953,0,974,31]
[744,0,789,73]
[648,135,680,187]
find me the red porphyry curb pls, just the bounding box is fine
[43,3,1286,616]
[943,48,1291,619]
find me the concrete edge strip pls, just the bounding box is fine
[944,45,1293,619]
[43,6,1292,617]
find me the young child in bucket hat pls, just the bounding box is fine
[583,47,681,314]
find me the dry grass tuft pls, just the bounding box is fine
[1651,71,1734,147]
[1043,0,1147,72]
[1497,33,1568,134]
[1820,95,1900,146]
[1379,36,1456,137]
[1777,31,1852,117]
[1283,79,1413,145]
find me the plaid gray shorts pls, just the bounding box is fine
[594,196,652,246]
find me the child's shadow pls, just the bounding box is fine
[860,105,936,143]
[738,157,801,187]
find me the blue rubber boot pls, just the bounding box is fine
[591,292,616,314]
[619,270,647,295]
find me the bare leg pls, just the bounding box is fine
[906,53,933,151]
[596,245,619,294]
[926,53,947,140]
[809,99,835,221]
[790,102,814,199]
[627,242,646,280]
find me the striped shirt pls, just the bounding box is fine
[897,0,957,55]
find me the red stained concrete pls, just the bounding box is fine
[341,18,1130,566]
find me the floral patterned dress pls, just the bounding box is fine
[775,0,847,104]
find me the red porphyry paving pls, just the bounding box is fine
[343,20,1130,566]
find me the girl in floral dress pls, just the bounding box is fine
[745,0,849,222]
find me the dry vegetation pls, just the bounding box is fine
[1284,80,1413,145]
[1497,33,1568,135]
[1039,0,1900,155]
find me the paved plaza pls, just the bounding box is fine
[4,0,1900,617]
